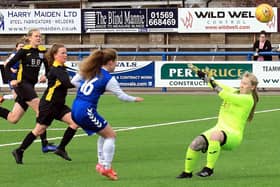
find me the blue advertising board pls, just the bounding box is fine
[112,61,154,87]
[64,61,155,88]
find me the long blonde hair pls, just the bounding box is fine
[16,36,28,48]
[243,72,259,122]
[79,48,117,80]
[25,28,40,43]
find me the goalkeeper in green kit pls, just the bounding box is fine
[177,64,259,178]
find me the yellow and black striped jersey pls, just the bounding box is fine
[5,45,48,85]
[41,60,74,105]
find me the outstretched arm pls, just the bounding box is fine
[188,63,222,93]
[71,73,83,88]
[106,77,143,102]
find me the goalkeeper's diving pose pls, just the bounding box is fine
[177,64,259,178]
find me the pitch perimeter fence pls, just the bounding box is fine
[0,51,279,92]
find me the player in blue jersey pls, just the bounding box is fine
[3,38,26,100]
[71,49,144,180]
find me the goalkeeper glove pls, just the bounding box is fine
[208,76,216,88]
[188,63,207,80]
[197,70,206,80]
[208,76,222,93]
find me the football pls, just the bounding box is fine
[255,3,274,23]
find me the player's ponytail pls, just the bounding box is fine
[79,49,104,80]
[16,36,28,48]
[102,48,117,66]
[79,48,117,80]
[244,72,259,122]
[248,88,259,122]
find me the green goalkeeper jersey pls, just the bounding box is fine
[216,83,254,135]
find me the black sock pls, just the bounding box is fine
[40,131,48,147]
[58,127,77,151]
[0,106,10,119]
[18,132,37,151]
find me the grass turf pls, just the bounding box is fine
[0,94,279,187]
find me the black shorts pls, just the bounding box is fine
[36,100,71,126]
[15,96,29,111]
[14,82,38,102]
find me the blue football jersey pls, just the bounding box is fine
[71,68,112,133]
[72,68,112,110]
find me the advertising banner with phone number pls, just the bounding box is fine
[82,8,178,33]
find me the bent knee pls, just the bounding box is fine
[103,130,116,139]
[69,123,79,130]
[107,131,116,138]
[112,131,117,138]
[210,131,224,142]
[7,111,24,124]
[189,136,207,151]
[7,116,20,124]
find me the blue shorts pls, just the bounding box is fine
[72,107,108,136]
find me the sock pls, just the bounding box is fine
[97,136,105,164]
[185,147,200,173]
[18,131,37,151]
[57,127,77,151]
[40,131,48,147]
[206,140,221,169]
[103,138,115,169]
[0,107,10,119]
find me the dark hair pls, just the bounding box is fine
[45,43,65,67]
[260,30,266,36]
[79,48,117,80]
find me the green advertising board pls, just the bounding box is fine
[161,63,252,80]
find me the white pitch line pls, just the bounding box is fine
[0,127,132,132]
[254,108,280,114]
[0,117,217,147]
[0,128,66,132]
[0,108,279,148]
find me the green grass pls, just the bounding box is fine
[0,94,280,187]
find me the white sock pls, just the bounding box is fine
[3,94,14,100]
[103,138,115,169]
[97,136,105,164]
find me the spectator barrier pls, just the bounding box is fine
[0,51,279,91]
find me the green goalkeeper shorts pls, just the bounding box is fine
[202,127,243,150]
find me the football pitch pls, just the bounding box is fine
[0,93,279,187]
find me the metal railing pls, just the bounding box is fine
[1,50,279,61]
[1,50,279,92]
[64,51,280,61]
[0,44,279,51]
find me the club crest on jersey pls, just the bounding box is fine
[39,53,44,59]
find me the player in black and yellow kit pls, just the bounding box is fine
[12,43,79,164]
[0,29,57,153]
